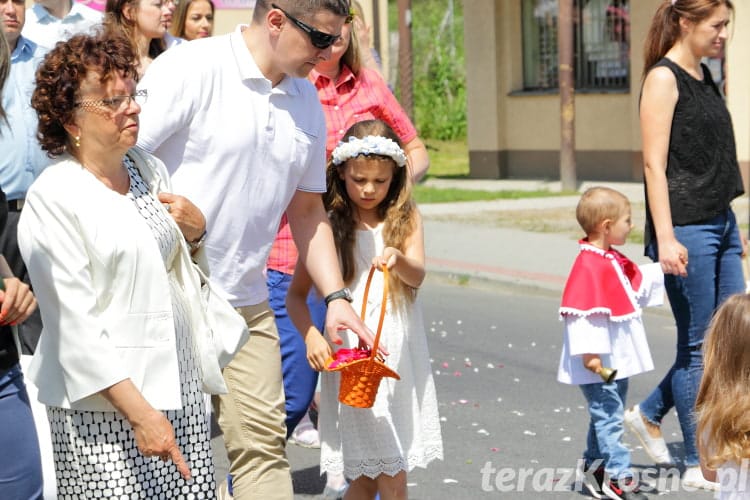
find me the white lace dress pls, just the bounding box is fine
[319,223,443,479]
[48,158,215,499]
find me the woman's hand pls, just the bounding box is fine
[0,278,37,326]
[158,192,206,243]
[102,380,192,480]
[131,407,192,480]
[658,237,689,277]
[304,329,333,372]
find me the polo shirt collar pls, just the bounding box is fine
[31,1,84,22]
[11,36,36,62]
[67,2,90,20]
[309,64,356,88]
[230,27,300,96]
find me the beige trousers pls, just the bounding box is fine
[213,301,292,500]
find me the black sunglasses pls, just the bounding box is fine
[271,3,341,49]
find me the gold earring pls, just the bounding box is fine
[74,135,80,148]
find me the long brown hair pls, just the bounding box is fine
[105,0,166,62]
[643,0,733,77]
[324,119,417,305]
[696,293,750,468]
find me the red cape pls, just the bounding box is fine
[560,242,643,321]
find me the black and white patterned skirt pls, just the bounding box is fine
[48,276,216,499]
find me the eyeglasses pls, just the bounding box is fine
[76,89,148,112]
[271,3,343,49]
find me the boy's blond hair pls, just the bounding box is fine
[576,187,631,236]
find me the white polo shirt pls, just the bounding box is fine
[137,29,327,307]
[23,2,102,49]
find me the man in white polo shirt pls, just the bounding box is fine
[136,1,371,499]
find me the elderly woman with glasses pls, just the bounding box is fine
[17,32,225,499]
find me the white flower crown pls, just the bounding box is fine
[331,135,407,167]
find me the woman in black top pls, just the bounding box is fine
[623,0,743,491]
[0,25,45,500]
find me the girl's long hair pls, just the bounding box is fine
[643,0,733,77]
[324,119,417,305]
[696,293,750,469]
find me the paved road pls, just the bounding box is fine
[212,276,715,499]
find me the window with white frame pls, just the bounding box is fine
[521,0,630,91]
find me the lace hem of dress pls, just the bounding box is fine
[322,446,444,479]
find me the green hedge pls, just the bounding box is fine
[389,0,467,141]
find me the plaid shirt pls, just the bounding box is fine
[266,65,418,275]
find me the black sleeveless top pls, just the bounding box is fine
[0,186,17,372]
[644,58,744,247]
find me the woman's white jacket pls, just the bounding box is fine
[18,147,229,412]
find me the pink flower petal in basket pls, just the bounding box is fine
[328,347,372,369]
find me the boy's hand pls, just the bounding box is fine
[582,353,602,374]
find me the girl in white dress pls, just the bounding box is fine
[287,119,443,499]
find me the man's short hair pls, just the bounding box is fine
[253,0,350,23]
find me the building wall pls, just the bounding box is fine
[465,0,750,185]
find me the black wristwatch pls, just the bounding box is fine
[324,287,353,306]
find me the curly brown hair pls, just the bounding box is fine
[324,119,417,306]
[32,32,139,157]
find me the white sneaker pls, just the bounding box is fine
[288,413,320,448]
[623,405,674,464]
[682,466,719,491]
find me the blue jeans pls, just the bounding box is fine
[580,379,631,480]
[267,269,327,436]
[0,363,43,499]
[640,209,744,466]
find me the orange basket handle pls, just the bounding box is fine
[359,264,389,360]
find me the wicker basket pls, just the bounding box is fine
[326,265,400,408]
